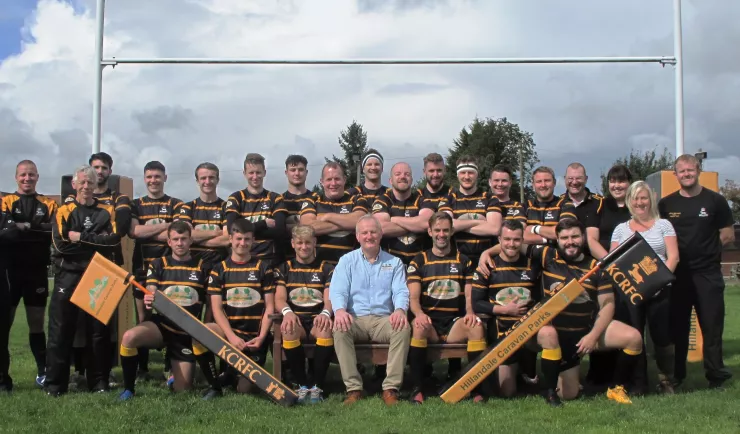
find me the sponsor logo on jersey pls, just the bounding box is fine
[226,287,261,308]
[163,285,199,307]
[495,287,531,304]
[372,203,383,211]
[407,265,416,274]
[289,287,323,307]
[427,279,461,300]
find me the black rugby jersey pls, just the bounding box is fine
[472,255,542,338]
[299,192,369,264]
[407,250,473,320]
[418,185,452,211]
[51,199,119,271]
[490,198,527,224]
[2,192,58,267]
[438,189,498,260]
[225,189,288,261]
[280,190,317,260]
[534,246,612,332]
[90,189,131,265]
[147,256,206,334]
[526,196,577,230]
[208,257,274,337]
[131,195,184,276]
[371,190,435,264]
[274,258,334,319]
[348,184,390,204]
[176,197,228,266]
[560,189,603,226]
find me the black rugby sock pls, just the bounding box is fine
[29,333,46,376]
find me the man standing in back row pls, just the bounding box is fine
[659,154,736,389]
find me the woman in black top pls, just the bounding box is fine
[584,165,635,389]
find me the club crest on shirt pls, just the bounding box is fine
[311,273,321,283]
[160,206,168,213]
[36,207,45,216]
[545,211,554,220]
[188,272,199,281]
[449,264,458,273]
[372,203,383,211]
[407,265,416,274]
[340,206,349,214]
[476,200,485,208]
[83,216,93,229]
[698,208,708,217]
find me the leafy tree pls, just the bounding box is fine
[412,177,427,191]
[444,117,538,200]
[327,120,368,189]
[599,147,674,195]
[720,179,740,224]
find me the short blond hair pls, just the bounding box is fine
[626,181,659,221]
[291,224,316,240]
[674,154,700,172]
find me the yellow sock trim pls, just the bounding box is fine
[467,339,487,352]
[283,339,302,350]
[120,345,138,357]
[316,338,334,347]
[192,342,208,356]
[411,338,428,348]
[623,347,642,356]
[542,348,562,361]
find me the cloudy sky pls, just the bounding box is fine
[1,0,738,200]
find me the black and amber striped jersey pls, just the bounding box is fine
[348,184,390,204]
[418,185,452,211]
[176,197,228,266]
[472,255,542,339]
[407,250,473,320]
[86,189,131,265]
[52,199,119,271]
[533,246,613,332]
[1,192,58,266]
[299,192,369,264]
[208,257,275,338]
[131,195,184,276]
[438,189,498,260]
[280,190,317,260]
[274,258,334,320]
[526,196,577,237]
[225,189,288,261]
[371,190,436,264]
[147,256,206,333]
[490,198,528,224]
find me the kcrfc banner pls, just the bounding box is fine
[71,252,132,325]
[603,232,675,306]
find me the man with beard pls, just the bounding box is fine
[118,221,207,400]
[524,166,577,246]
[372,162,436,265]
[488,164,527,225]
[299,162,368,264]
[281,155,316,262]
[225,153,287,266]
[438,156,502,268]
[418,153,451,210]
[532,219,642,406]
[275,225,335,404]
[560,163,603,255]
[47,165,121,396]
[472,219,541,398]
[349,149,390,202]
[1,160,58,387]
[129,161,184,380]
[407,212,487,404]
[659,154,735,389]
[176,163,229,275]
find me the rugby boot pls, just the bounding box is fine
[606,386,633,404]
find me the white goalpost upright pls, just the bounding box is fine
[90,0,686,157]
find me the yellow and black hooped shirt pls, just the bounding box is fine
[526,196,577,244]
[490,198,528,224]
[348,184,390,205]
[371,190,436,264]
[147,255,206,333]
[298,192,369,264]
[472,255,542,339]
[438,189,498,260]
[176,197,228,266]
[533,246,613,333]
[417,185,451,211]
[407,250,474,320]
[131,195,184,277]
[280,190,317,260]
[225,189,288,260]
[274,258,334,320]
[208,257,274,338]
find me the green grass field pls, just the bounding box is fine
[3,285,740,433]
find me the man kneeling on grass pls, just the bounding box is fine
[275,225,335,404]
[118,221,207,400]
[192,218,275,399]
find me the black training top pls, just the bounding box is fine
[587,196,631,252]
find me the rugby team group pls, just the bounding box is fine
[0,148,734,407]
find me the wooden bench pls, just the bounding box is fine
[269,314,486,382]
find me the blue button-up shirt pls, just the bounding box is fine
[329,248,409,316]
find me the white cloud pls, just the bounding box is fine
[0,0,738,200]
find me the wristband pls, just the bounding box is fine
[320,309,332,318]
[281,307,293,316]
[533,225,541,235]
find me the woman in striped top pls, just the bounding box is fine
[610,180,679,395]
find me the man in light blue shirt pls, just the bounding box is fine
[331,215,410,406]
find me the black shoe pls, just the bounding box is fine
[708,379,727,390]
[544,389,562,407]
[92,380,109,393]
[202,387,223,401]
[409,387,424,405]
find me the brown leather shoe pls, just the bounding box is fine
[382,389,399,406]
[343,390,362,405]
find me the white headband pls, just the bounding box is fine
[362,153,383,168]
[456,163,478,174]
